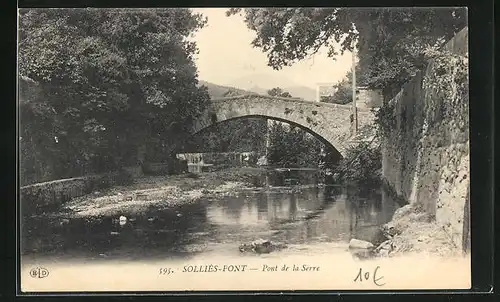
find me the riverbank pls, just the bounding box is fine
[380,203,463,258]
[56,168,260,219]
[345,180,463,259]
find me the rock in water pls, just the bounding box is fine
[119,215,127,225]
[251,239,272,253]
[349,238,374,249]
[378,248,390,257]
[375,239,394,257]
[252,239,270,246]
[239,239,286,254]
[239,243,253,253]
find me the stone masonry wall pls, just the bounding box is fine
[192,95,375,157]
[381,27,469,247]
[20,172,126,215]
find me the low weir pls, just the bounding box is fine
[177,152,256,172]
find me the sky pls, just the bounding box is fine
[190,8,354,90]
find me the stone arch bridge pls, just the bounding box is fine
[190,94,376,158]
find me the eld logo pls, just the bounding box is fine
[29,267,49,279]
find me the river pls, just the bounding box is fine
[21,173,473,292]
[21,180,399,262]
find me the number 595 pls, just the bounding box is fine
[159,268,173,275]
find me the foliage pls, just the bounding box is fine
[183,118,268,154]
[227,8,466,99]
[267,87,292,98]
[266,121,323,168]
[373,102,396,138]
[19,8,209,184]
[321,79,352,105]
[228,7,466,144]
[223,89,247,97]
[198,80,249,98]
[320,65,367,105]
[355,8,466,99]
[226,8,355,68]
[331,83,352,105]
[333,141,382,185]
[262,88,324,168]
[373,48,468,139]
[422,49,469,123]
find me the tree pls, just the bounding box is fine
[182,118,268,154]
[262,88,324,167]
[321,82,351,105]
[267,87,292,98]
[321,65,367,105]
[18,8,210,183]
[333,141,382,185]
[227,8,466,100]
[266,121,323,168]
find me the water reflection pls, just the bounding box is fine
[22,185,399,261]
[249,167,321,187]
[22,203,211,259]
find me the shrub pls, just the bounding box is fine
[321,84,352,105]
[333,141,382,185]
[373,102,396,138]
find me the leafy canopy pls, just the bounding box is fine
[227,8,466,95]
[267,87,292,98]
[19,8,209,183]
[267,121,323,168]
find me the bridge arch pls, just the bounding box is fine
[190,94,375,158]
[190,114,343,160]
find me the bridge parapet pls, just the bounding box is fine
[191,94,376,157]
[210,94,373,112]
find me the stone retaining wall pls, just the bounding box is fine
[20,159,189,214]
[20,172,121,215]
[381,27,469,248]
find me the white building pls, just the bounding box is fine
[315,82,383,108]
[315,82,337,102]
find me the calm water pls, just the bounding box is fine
[21,183,400,262]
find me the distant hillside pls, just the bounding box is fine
[229,73,297,91]
[283,86,316,101]
[227,74,317,101]
[198,80,316,101]
[242,85,316,101]
[247,85,268,95]
[198,80,255,98]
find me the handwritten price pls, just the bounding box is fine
[353,266,385,286]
